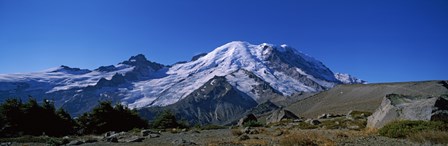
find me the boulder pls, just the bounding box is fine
[238,134,250,141]
[305,119,321,125]
[141,129,160,137]
[237,114,257,127]
[367,94,448,128]
[318,114,329,119]
[125,136,145,143]
[67,140,84,145]
[266,109,300,124]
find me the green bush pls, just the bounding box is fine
[243,120,263,127]
[379,120,448,138]
[199,124,226,130]
[295,122,318,129]
[0,99,75,137]
[77,101,148,134]
[151,110,186,129]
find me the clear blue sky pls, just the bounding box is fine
[0,0,447,83]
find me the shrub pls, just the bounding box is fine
[199,124,226,130]
[295,122,318,129]
[231,129,243,136]
[379,120,447,138]
[243,120,263,127]
[76,101,148,134]
[280,131,335,146]
[408,131,448,144]
[151,110,185,129]
[320,117,367,130]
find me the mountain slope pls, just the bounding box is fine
[139,76,258,125]
[286,80,448,118]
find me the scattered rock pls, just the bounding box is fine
[190,130,200,134]
[241,127,259,134]
[125,136,145,143]
[0,142,12,146]
[348,125,361,130]
[104,131,116,138]
[318,114,329,119]
[149,134,161,138]
[141,129,160,137]
[238,134,250,141]
[266,109,300,124]
[67,140,84,145]
[306,119,321,125]
[172,139,197,146]
[106,137,118,143]
[238,114,258,127]
[273,130,283,136]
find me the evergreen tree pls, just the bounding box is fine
[77,101,148,134]
[151,110,180,129]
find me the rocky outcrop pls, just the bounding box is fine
[139,76,258,125]
[266,109,300,124]
[367,94,448,128]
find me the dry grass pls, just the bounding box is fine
[207,139,269,146]
[280,131,335,146]
[239,139,269,146]
[408,131,448,144]
[231,129,243,136]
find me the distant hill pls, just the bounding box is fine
[287,80,448,118]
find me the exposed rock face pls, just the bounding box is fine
[247,100,279,116]
[367,94,448,128]
[266,109,300,124]
[139,76,258,125]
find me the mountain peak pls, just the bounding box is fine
[127,54,148,63]
[335,73,366,84]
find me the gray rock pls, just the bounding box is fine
[266,109,300,124]
[149,134,161,138]
[273,130,283,136]
[0,142,12,146]
[106,137,118,143]
[367,94,448,128]
[172,139,197,146]
[104,131,116,138]
[125,136,145,143]
[318,114,328,119]
[238,134,250,141]
[307,119,321,125]
[67,140,84,145]
[141,129,160,137]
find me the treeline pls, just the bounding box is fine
[0,99,148,137]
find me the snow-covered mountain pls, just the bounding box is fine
[335,73,366,84]
[0,41,363,117]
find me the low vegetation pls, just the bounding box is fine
[0,98,148,137]
[150,110,188,129]
[379,120,447,138]
[0,99,75,137]
[378,120,448,144]
[243,120,264,127]
[408,131,448,144]
[280,131,335,146]
[76,101,148,134]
